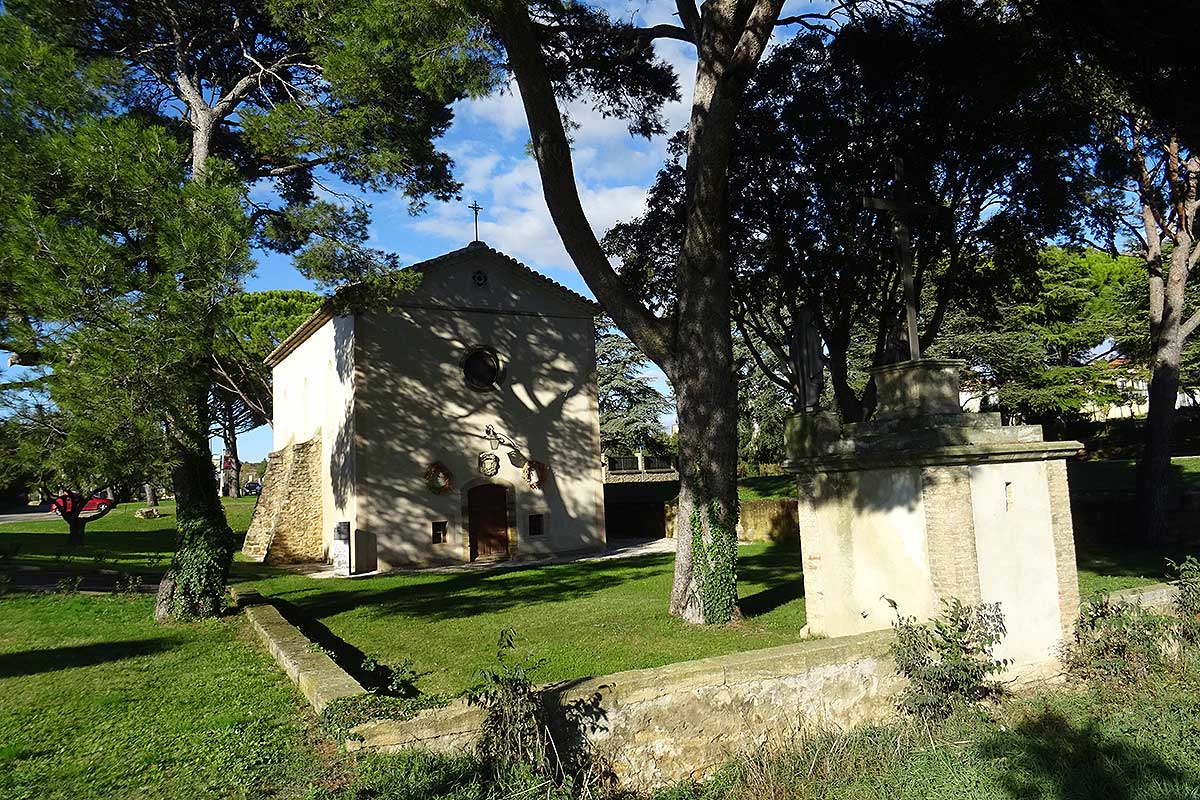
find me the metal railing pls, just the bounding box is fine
[603,454,678,474]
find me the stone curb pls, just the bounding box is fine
[230,584,366,715]
[1111,581,1176,611]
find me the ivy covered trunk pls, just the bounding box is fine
[670,377,741,624]
[667,242,741,625]
[154,375,236,621]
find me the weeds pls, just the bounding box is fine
[319,693,450,743]
[112,572,143,596]
[1064,557,1200,681]
[55,575,83,594]
[890,598,1008,719]
[468,628,550,779]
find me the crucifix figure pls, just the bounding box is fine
[863,158,950,361]
[468,200,483,242]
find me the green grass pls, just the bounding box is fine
[649,671,1200,800]
[1067,455,1200,494]
[247,540,808,696]
[737,475,797,500]
[0,593,341,800]
[0,498,258,572]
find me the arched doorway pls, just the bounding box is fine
[467,483,509,561]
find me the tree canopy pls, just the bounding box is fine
[596,321,673,456]
[606,4,1096,422]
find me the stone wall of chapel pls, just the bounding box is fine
[353,299,605,567]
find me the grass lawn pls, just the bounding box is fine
[0,498,258,573]
[738,475,796,500]
[0,593,342,800]
[1068,455,1200,494]
[2,493,1178,697]
[247,540,808,696]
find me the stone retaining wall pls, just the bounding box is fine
[235,556,1174,793]
[736,498,800,543]
[349,629,904,791]
[233,587,366,715]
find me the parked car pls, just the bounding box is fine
[243,481,263,496]
[50,492,114,517]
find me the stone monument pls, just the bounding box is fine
[784,359,1083,668]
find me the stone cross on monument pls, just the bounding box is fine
[863,157,951,361]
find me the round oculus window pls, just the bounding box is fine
[471,269,489,287]
[463,346,504,391]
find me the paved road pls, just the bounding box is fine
[0,506,59,526]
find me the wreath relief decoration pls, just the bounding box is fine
[478,452,501,477]
[423,462,454,495]
[522,459,547,491]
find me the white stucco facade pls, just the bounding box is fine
[264,243,606,570]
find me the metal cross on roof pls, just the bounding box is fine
[468,200,483,242]
[863,157,951,361]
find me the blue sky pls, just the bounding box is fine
[230,0,727,461]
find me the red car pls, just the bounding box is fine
[51,493,114,517]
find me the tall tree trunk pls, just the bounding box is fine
[223,402,241,498]
[1135,241,1191,544]
[670,341,740,623]
[154,368,236,621]
[66,513,85,547]
[494,1,782,623]
[151,103,235,620]
[1136,334,1180,544]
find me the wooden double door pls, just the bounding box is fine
[468,483,509,561]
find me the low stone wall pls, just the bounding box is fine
[737,498,800,543]
[1112,581,1175,611]
[349,629,904,791]
[233,587,366,715]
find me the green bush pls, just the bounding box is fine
[890,598,1008,718]
[1061,594,1178,682]
[1170,555,1200,620]
[468,628,551,779]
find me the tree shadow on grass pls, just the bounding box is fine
[736,539,805,618]
[739,576,805,618]
[977,709,1200,799]
[1074,542,1183,584]
[265,552,679,625]
[0,638,177,679]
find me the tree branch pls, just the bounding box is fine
[494,5,673,367]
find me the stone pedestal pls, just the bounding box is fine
[784,361,1084,667]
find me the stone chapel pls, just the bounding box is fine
[242,242,607,572]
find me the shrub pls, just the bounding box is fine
[1061,594,1178,682]
[359,654,420,697]
[55,575,83,594]
[1170,555,1200,621]
[468,628,550,779]
[890,598,1008,718]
